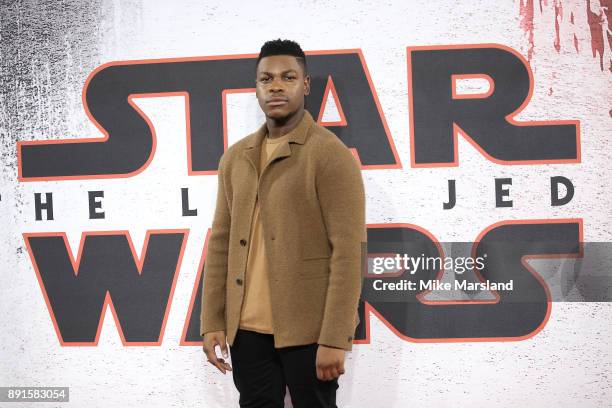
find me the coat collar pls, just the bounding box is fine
[245,109,315,149]
[243,109,315,173]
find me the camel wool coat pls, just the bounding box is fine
[200,109,366,351]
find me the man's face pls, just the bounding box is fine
[255,55,310,121]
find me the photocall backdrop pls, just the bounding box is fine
[1,0,611,407]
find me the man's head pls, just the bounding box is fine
[255,39,310,122]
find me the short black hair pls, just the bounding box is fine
[256,38,307,75]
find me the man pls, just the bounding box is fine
[200,38,366,407]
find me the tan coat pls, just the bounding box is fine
[200,110,366,351]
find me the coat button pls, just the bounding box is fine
[236,278,243,285]
[240,239,247,246]
[271,236,275,240]
[348,336,353,342]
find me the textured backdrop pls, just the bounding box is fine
[1,0,611,407]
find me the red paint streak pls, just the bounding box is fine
[574,33,580,52]
[570,10,578,53]
[586,0,606,71]
[520,0,536,60]
[554,0,563,52]
[519,0,611,73]
[602,0,612,51]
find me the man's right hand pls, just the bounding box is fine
[202,330,232,374]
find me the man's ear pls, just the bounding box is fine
[304,75,311,96]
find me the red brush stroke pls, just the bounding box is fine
[587,0,606,70]
[602,0,612,50]
[520,0,536,61]
[574,33,580,52]
[519,0,611,73]
[554,0,563,53]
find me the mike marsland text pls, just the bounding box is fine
[371,279,514,291]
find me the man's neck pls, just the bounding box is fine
[265,109,305,139]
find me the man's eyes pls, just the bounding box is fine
[259,75,296,82]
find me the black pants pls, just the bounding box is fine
[229,329,339,408]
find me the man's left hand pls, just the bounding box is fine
[316,344,346,381]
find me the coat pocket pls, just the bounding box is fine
[300,257,331,279]
[302,254,331,260]
[301,245,331,260]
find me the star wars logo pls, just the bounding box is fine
[18,44,581,345]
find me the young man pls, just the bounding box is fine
[200,39,366,407]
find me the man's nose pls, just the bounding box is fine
[269,77,285,92]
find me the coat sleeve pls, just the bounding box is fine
[315,143,366,351]
[200,153,230,337]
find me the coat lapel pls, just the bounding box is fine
[243,126,266,174]
[242,110,315,175]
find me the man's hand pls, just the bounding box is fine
[202,330,232,374]
[316,344,346,381]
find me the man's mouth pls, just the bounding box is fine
[267,98,288,107]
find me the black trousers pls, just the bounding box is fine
[229,329,339,408]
